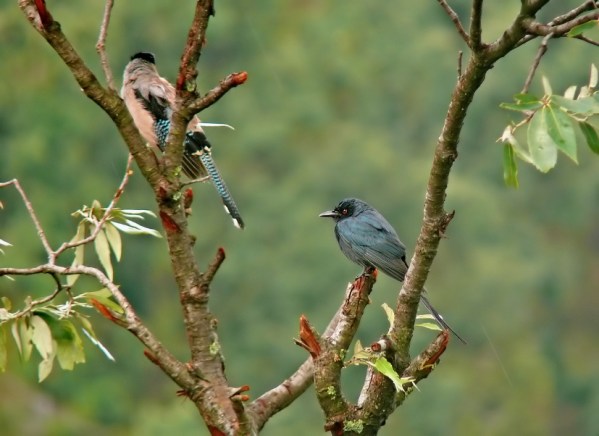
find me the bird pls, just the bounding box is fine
[121,52,244,229]
[320,197,466,344]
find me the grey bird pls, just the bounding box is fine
[121,52,244,229]
[320,198,466,344]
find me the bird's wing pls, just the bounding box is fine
[133,77,173,122]
[337,211,408,281]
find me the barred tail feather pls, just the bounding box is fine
[199,152,245,229]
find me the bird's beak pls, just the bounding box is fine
[319,210,339,218]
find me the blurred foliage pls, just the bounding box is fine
[1,1,598,435]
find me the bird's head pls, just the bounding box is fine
[130,52,156,64]
[319,198,370,222]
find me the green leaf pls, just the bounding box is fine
[1,296,12,310]
[12,317,33,361]
[590,63,598,90]
[546,104,578,163]
[503,144,519,188]
[415,322,443,332]
[54,321,85,370]
[566,19,598,37]
[371,357,413,393]
[38,354,55,382]
[104,223,122,262]
[30,315,55,360]
[94,229,113,280]
[500,101,542,112]
[499,126,533,164]
[527,108,558,172]
[79,288,124,314]
[514,93,540,103]
[579,122,599,154]
[552,95,599,115]
[0,325,7,372]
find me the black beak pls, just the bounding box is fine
[319,210,339,218]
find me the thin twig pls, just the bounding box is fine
[96,0,115,90]
[436,0,470,46]
[457,50,463,78]
[0,179,53,257]
[6,285,63,320]
[52,154,134,261]
[521,32,554,94]
[469,0,484,50]
[575,34,599,46]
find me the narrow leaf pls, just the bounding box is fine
[500,101,542,112]
[542,76,553,96]
[579,122,599,154]
[503,144,519,188]
[13,318,33,361]
[81,328,115,361]
[30,315,55,360]
[104,223,122,262]
[527,108,558,172]
[415,322,443,332]
[1,296,12,310]
[0,326,7,372]
[546,104,578,163]
[566,20,598,37]
[371,357,412,393]
[381,303,395,328]
[552,95,599,115]
[94,229,113,280]
[111,221,162,238]
[38,355,55,382]
[590,63,598,90]
[514,93,540,103]
[563,86,577,100]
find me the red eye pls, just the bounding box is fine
[341,208,348,215]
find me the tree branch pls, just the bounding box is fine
[95,0,115,90]
[52,154,133,262]
[469,0,484,50]
[521,32,554,94]
[0,179,53,256]
[436,0,470,46]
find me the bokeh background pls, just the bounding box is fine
[1,1,598,435]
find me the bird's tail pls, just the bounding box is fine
[420,294,466,344]
[183,131,244,229]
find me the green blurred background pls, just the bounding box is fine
[1,1,598,435]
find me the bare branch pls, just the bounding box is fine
[457,50,463,78]
[521,32,554,94]
[0,179,53,256]
[436,0,470,46]
[203,247,226,284]
[96,0,115,90]
[185,72,249,118]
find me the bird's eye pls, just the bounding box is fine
[341,208,348,215]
